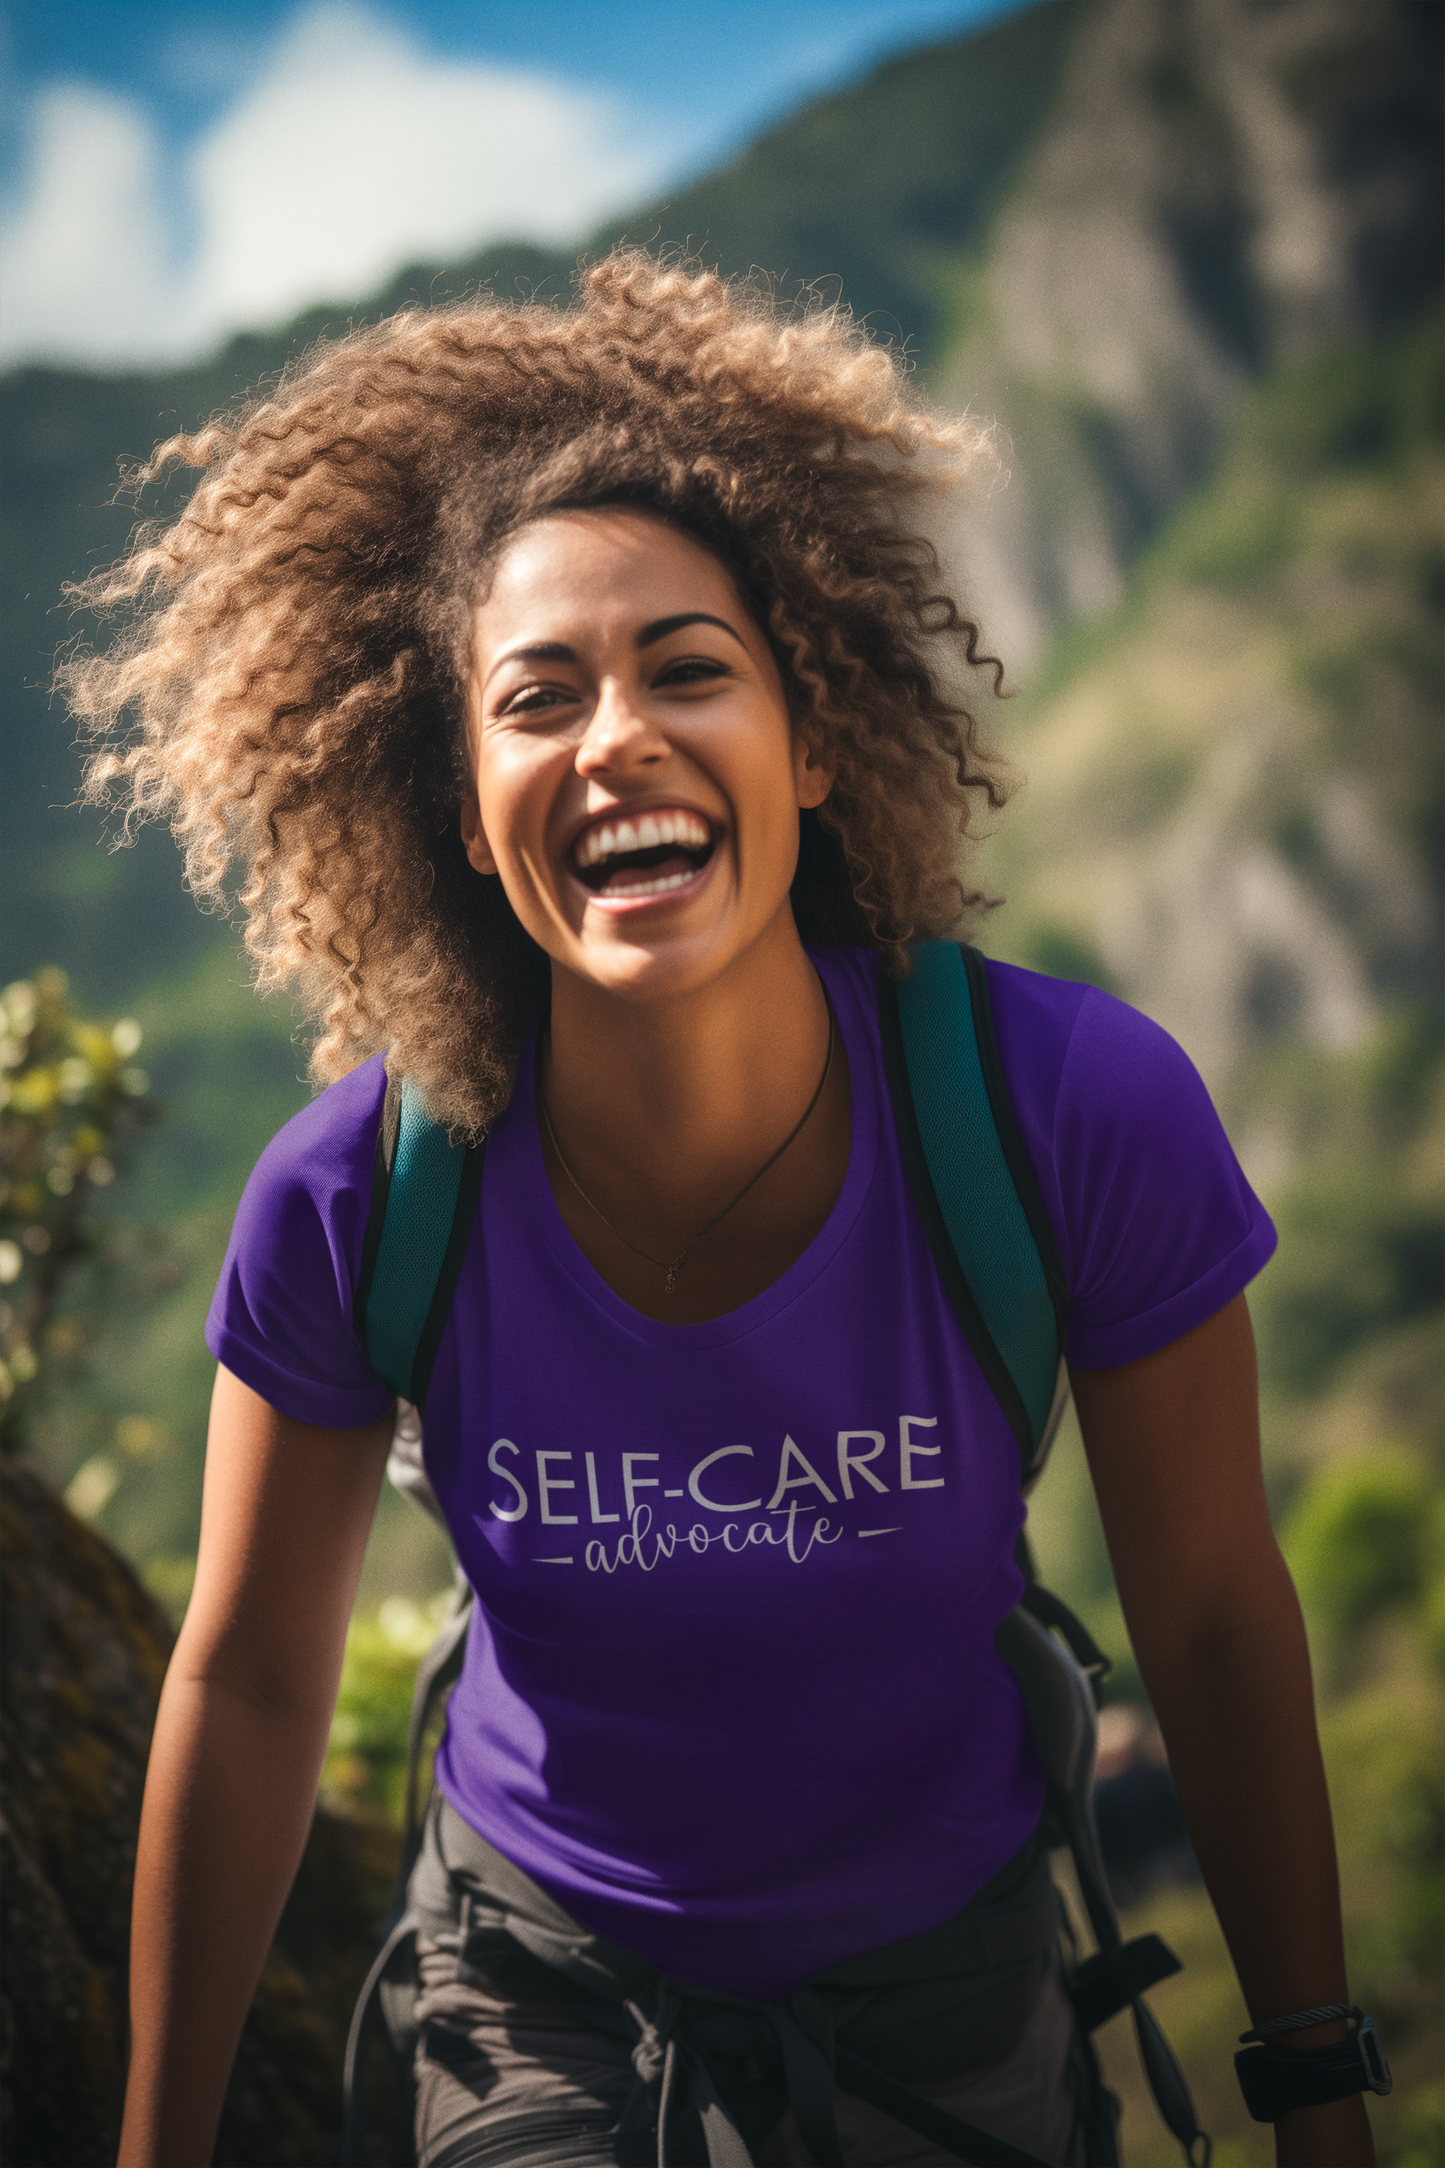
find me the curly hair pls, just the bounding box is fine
[62,251,1011,1133]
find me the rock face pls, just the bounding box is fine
[0,1459,404,2167]
[1,1459,167,2163]
[977,304,1442,1106]
[936,0,1444,662]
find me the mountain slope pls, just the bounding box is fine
[984,310,1443,1478]
[982,313,1442,1080]
[933,0,1444,656]
[998,313,1443,2167]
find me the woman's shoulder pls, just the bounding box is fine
[817,942,1191,1114]
[206,1054,394,1427]
[981,955,1193,1112]
[216,1053,389,1318]
[245,1052,390,1208]
[979,958,1275,1366]
[981,953,1233,1206]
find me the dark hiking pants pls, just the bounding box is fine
[404,1793,1119,2168]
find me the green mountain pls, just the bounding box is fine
[1001,307,1443,1589]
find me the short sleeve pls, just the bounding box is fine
[988,967,1277,1371]
[204,1056,396,1427]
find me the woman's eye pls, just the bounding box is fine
[499,683,573,718]
[656,655,731,687]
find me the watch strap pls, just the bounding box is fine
[1235,2016,1392,2122]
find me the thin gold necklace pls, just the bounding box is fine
[539,999,836,1296]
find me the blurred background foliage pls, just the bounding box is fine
[0,969,163,1466]
[1,0,1440,2157]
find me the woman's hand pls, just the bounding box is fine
[117,1366,392,2168]
[1072,1295,1376,2168]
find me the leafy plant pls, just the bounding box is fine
[1284,1451,1436,1641]
[0,968,162,1454]
[321,1591,457,1824]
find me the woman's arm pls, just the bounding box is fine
[1071,1293,1374,2168]
[118,1364,393,2168]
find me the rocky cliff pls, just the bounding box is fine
[932,0,1442,659]
[0,1459,403,2166]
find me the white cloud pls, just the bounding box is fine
[0,84,182,365]
[0,2,673,370]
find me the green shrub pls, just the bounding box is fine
[322,1591,455,1823]
[1422,1498,1445,1675]
[1392,2081,1445,2168]
[0,969,163,1453]
[1284,1450,1435,1640]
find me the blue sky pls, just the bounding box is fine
[0,0,1026,370]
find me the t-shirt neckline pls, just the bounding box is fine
[504,947,881,1349]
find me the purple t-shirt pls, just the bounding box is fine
[207,949,1274,1998]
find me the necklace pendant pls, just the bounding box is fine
[664,1256,686,1296]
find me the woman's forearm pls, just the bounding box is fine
[1142,1562,1345,2031]
[117,1655,338,2167]
[1138,1564,1373,2164]
[1074,1299,1374,2165]
[117,1372,391,2166]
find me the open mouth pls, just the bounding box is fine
[570,808,717,899]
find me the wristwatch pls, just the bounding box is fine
[1235,2014,1392,2122]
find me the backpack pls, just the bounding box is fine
[342,940,1211,2167]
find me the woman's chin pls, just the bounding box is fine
[568,923,727,1003]
[549,884,768,1006]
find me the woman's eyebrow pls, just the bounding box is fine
[636,612,747,650]
[482,615,745,689]
[483,640,575,688]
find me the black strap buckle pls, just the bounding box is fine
[1070,1933,1182,2033]
[1358,2015,1392,2095]
[1235,2013,1393,2122]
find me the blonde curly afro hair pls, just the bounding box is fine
[64,251,1009,1133]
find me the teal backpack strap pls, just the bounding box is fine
[886,953,1208,2159]
[880,940,1069,1478]
[344,1075,485,2166]
[353,1074,487,1407]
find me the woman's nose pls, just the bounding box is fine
[574,682,668,775]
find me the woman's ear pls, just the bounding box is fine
[793,730,833,812]
[459,789,498,876]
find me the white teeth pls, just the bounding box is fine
[575,809,711,869]
[605,867,699,898]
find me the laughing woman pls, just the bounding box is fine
[69,256,1374,2167]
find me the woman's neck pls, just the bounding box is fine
[543,921,830,1210]
[536,918,850,1322]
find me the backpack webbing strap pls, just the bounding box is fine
[354,1075,486,1408]
[833,2049,1055,2166]
[887,942,1068,1468]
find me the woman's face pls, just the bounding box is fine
[460,509,830,1005]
